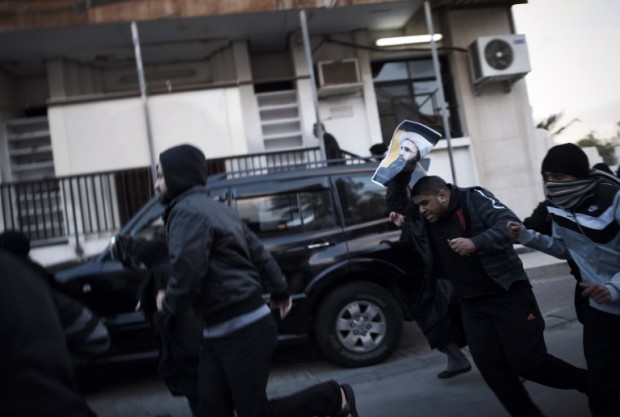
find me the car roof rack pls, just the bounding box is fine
[206,147,374,180]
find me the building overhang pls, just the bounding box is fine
[0,0,526,77]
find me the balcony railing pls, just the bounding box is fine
[0,167,153,252]
[0,147,367,251]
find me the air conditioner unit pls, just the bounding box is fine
[317,59,363,98]
[468,34,531,91]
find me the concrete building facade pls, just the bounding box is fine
[0,0,544,265]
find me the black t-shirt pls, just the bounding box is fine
[428,188,503,298]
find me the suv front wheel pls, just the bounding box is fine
[315,282,403,367]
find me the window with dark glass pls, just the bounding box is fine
[135,217,166,242]
[372,57,462,144]
[235,189,336,237]
[335,174,388,226]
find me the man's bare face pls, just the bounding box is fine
[399,139,418,161]
[412,190,449,223]
[154,164,168,203]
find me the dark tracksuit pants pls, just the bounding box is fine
[460,282,587,417]
[583,306,620,417]
[198,314,342,417]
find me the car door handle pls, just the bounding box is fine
[307,241,331,249]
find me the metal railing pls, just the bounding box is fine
[206,147,368,179]
[0,147,368,249]
[0,167,153,251]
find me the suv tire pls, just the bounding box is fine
[315,281,403,367]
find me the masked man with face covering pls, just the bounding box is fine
[508,143,620,417]
[154,144,359,417]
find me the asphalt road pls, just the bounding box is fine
[83,270,586,417]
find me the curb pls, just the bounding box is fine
[518,244,571,281]
[267,306,581,397]
[267,249,580,395]
[527,262,570,281]
[544,307,580,329]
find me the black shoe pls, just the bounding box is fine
[335,384,359,417]
[437,365,472,379]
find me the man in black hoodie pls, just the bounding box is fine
[154,144,359,417]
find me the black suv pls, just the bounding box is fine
[56,160,426,367]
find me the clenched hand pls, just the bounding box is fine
[447,237,476,256]
[389,211,405,227]
[579,283,612,304]
[272,296,293,319]
[506,221,522,241]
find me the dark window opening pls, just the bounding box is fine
[24,107,48,118]
[372,57,462,144]
[254,81,295,94]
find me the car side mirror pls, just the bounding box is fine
[109,234,134,267]
[110,235,117,257]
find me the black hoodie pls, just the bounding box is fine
[159,144,208,204]
[157,144,289,326]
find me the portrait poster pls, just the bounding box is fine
[371,120,442,187]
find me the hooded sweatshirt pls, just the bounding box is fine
[158,144,289,329]
[159,144,209,204]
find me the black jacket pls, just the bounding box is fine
[386,172,529,293]
[391,185,464,349]
[134,239,201,399]
[0,230,110,359]
[159,145,289,326]
[0,251,95,417]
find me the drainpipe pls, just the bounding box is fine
[131,21,158,185]
[424,1,457,185]
[299,10,326,160]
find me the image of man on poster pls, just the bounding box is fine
[372,120,441,187]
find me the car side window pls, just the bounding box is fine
[335,174,388,226]
[298,190,336,231]
[134,216,166,241]
[235,189,336,238]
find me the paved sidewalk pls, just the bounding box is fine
[349,318,588,417]
[265,246,589,417]
[86,245,587,417]
[266,307,587,416]
[515,244,570,280]
[267,306,582,393]
[267,245,576,387]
